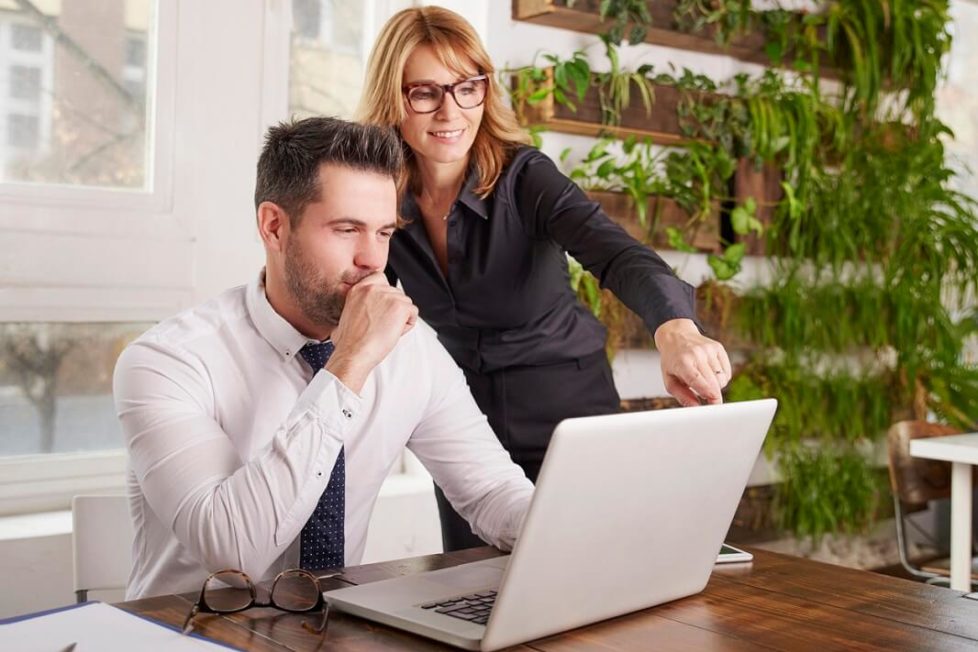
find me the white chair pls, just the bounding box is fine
[71,494,134,603]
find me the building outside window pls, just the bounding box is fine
[0,0,153,189]
[9,65,41,102]
[289,0,369,119]
[7,112,38,148]
[10,22,42,52]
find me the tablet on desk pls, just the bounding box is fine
[716,543,753,563]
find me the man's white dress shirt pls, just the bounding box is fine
[114,273,533,599]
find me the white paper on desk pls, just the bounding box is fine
[0,601,240,652]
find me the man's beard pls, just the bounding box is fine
[284,237,362,328]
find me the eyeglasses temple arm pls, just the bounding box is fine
[181,603,200,635]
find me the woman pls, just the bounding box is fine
[357,6,731,551]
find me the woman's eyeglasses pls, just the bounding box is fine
[402,74,488,114]
[182,568,331,637]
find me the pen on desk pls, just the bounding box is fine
[59,643,77,652]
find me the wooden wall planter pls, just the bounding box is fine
[516,72,692,145]
[733,158,782,256]
[586,189,721,253]
[514,0,769,66]
[513,1,835,79]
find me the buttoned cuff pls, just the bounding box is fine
[298,368,364,440]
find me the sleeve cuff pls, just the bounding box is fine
[291,368,364,442]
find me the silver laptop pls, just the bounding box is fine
[324,398,777,651]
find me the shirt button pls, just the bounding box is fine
[342,408,353,419]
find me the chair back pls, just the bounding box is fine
[887,420,973,506]
[71,494,134,602]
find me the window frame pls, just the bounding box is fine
[0,0,432,519]
[0,450,128,515]
[0,1,177,230]
[0,1,178,517]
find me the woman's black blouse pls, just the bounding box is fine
[386,146,697,374]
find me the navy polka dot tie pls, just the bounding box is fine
[298,341,345,570]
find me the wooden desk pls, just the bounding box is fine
[911,432,978,591]
[117,546,978,651]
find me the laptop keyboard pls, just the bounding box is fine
[419,589,497,625]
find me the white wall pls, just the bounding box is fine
[0,515,76,618]
[0,470,441,618]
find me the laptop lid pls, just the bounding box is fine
[326,399,777,651]
[483,398,776,650]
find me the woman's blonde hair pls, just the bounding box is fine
[356,6,531,197]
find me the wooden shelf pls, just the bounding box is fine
[516,73,698,145]
[513,0,772,66]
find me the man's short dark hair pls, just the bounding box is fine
[255,117,403,223]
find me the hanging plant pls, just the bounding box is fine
[595,38,655,126]
[507,50,591,125]
[567,136,732,255]
[673,0,754,45]
[566,0,653,45]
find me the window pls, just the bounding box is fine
[0,1,154,189]
[7,113,39,148]
[940,1,978,200]
[0,0,170,516]
[123,78,146,102]
[126,36,147,68]
[940,1,978,367]
[9,65,41,102]
[0,323,151,456]
[293,0,322,39]
[0,0,379,518]
[11,23,42,52]
[289,0,368,119]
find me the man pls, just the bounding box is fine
[114,117,533,599]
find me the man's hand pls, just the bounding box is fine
[325,272,419,393]
[654,318,731,407]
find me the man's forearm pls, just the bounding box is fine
[118,345,357,580]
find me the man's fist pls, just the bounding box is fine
[325,272,419,393]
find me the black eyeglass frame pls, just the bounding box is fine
[181,568,330,636]
[401,74,489,114]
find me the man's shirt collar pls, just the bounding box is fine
[246,269,318,361]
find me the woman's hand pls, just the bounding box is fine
[653,318,731,407]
